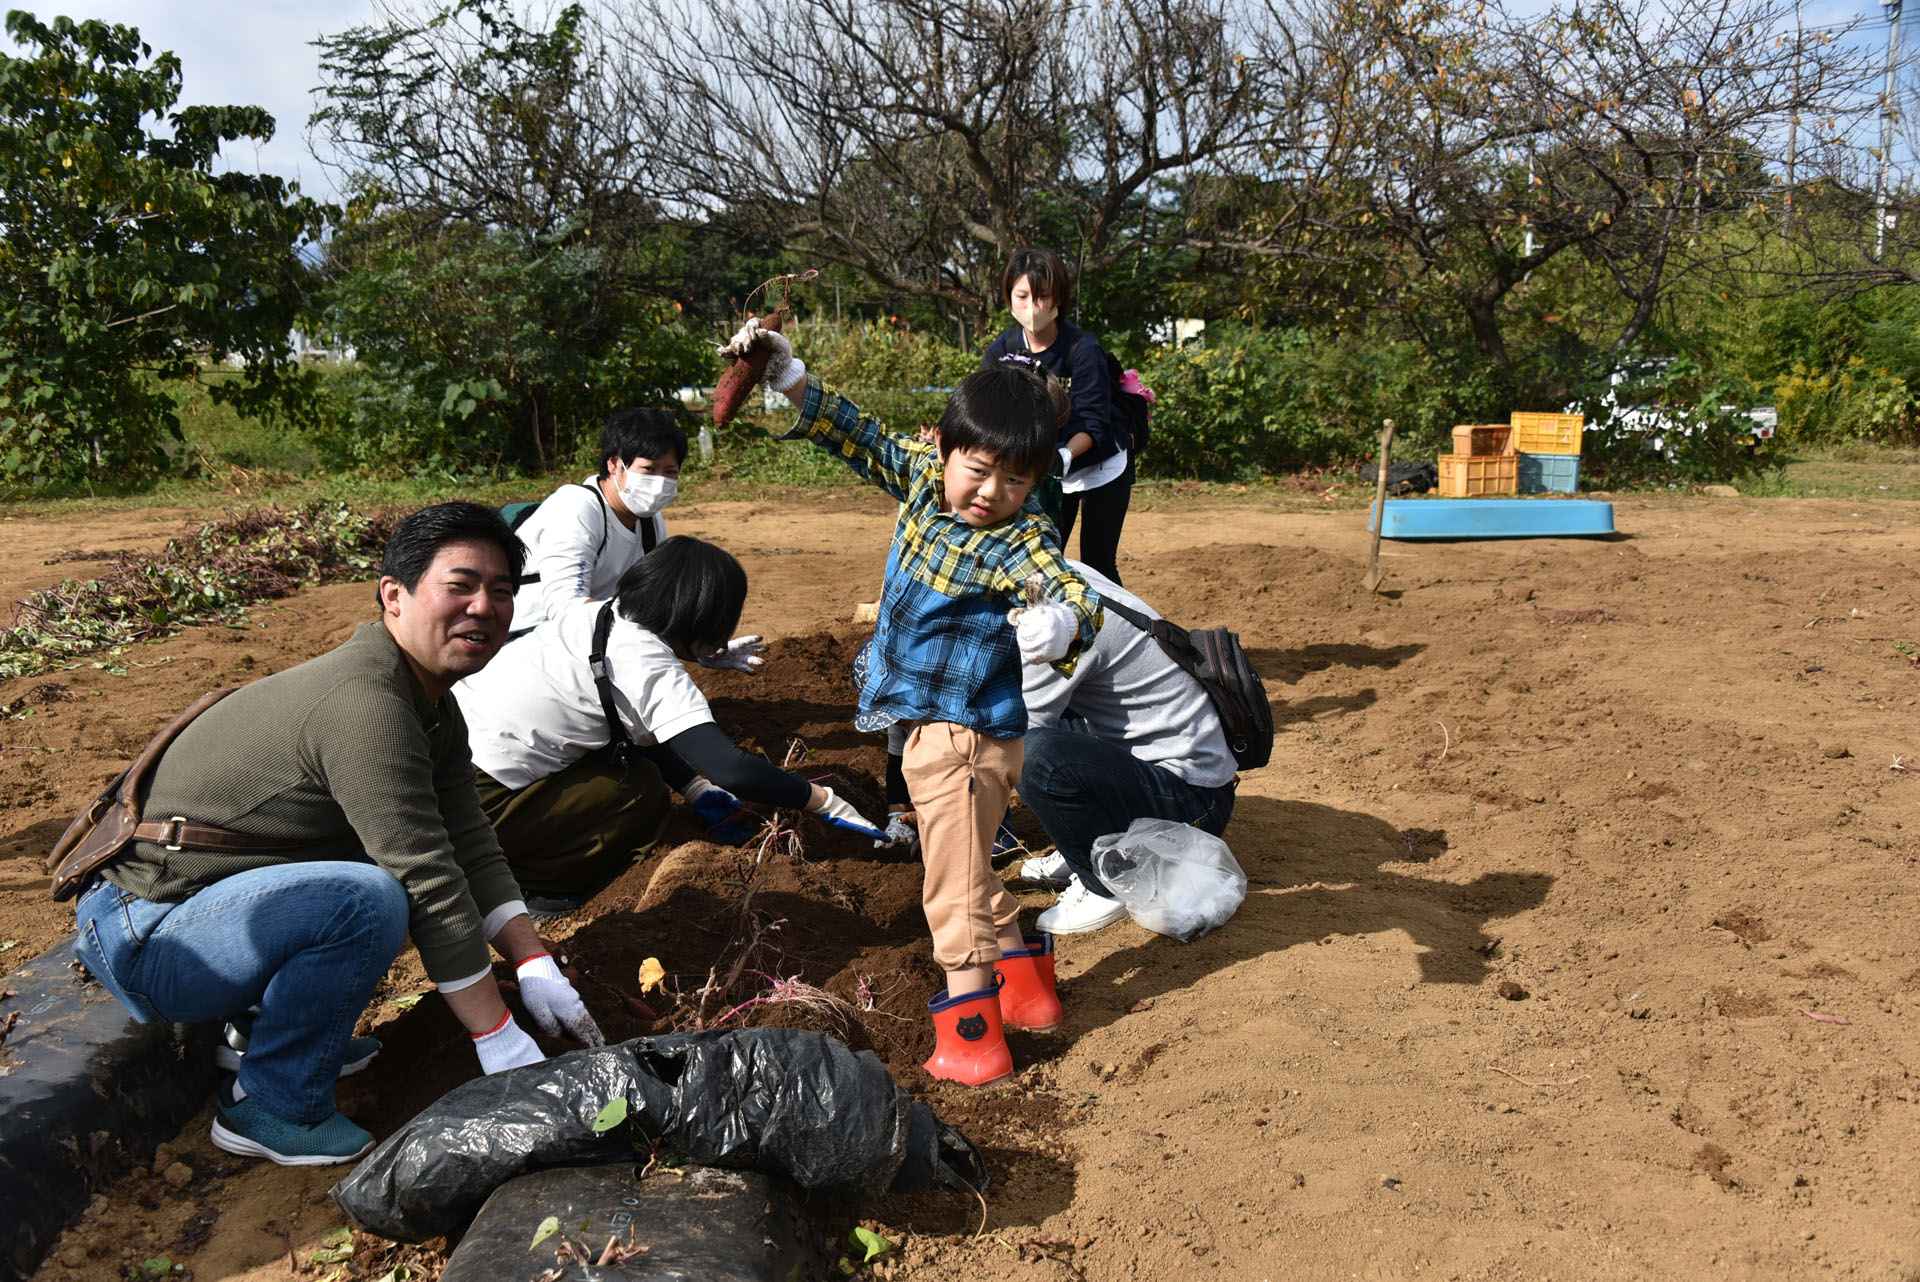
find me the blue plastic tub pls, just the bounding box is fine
[1370,498,1616,540]
[1519,452,1581,494]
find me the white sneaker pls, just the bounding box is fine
[1020,851,1072,888]
[1036,876,1129,935]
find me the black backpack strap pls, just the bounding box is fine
[514,483,615,588]
[1097,595,1157,634]
[590,600,633,758]
[640,514,658,554]
[1101,596,1201,666]
[578,482,614,562]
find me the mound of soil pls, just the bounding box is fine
[318,628,1069,1267]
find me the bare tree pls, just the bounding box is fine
[310,0,706,285]
[1203,0,1879,372]
[1801,1,1920,284]
[611,0,1283,325]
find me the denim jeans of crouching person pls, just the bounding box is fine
[1018,723,1236,898]
[73,861,408,1124]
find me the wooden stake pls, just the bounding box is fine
[1363,419,1396,594]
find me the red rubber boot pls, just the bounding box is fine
[924,986,1013,1086]
[995,934,1062,1032]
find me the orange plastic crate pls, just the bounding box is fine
[1509,411,1584,455]
[1450,424,1513,456]
[1437,452,1518,497]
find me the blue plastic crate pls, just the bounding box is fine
[1519,451,1580,494]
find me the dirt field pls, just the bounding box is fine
[4,493,1918,1281]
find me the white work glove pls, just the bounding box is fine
[698,634,767,673]
[472,1014,546,1075]
[718,318,805,398]
[875,812,919,850]
[1010,600,1077,665]
[515,953,606,1046]
[809,786,888,842]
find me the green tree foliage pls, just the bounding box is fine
[312,210,709,473]
[0,10,328,488]
[309,2,713,472]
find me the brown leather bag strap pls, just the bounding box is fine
[46,686,240,869]
[127,818,304,854]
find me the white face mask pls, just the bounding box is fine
[617,470,678,517]
[1013,296,1057,334]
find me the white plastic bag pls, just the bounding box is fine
[1090,819,1246,941]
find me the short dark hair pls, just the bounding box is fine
[997,352,1072,428]
[937,366,1059,480]
[598,408,688,477]
[1001,247,1075,316]
[614,536,746,660]
[380,501,525,592]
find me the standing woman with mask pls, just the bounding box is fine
[981,248,1134,584]
[510,410,759,676]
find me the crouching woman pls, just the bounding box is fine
[453,536,885,914]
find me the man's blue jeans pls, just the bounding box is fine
[73,862,408,1125]
[1019,725,1236,898]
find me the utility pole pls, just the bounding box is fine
[1784,0,1802,231]
[1873,0,1905,258]
[1524,155,1536,258]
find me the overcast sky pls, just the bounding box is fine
[3,1,380,201]
[2,0,1906,204]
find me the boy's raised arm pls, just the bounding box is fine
[718,321,916,502]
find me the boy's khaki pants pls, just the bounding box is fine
[900,722,1023,973]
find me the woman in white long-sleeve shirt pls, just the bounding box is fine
[509,408,684,636]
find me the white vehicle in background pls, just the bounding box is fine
[1575,360,1775,457]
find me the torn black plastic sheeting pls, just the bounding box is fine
[0,937,218,1282]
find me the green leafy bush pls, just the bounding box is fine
[309,365,473,475]
[312,220,713,476]
[800,320,981,432]
[1773,358,1917,445]
[1571,358,1776,487]
[1133,326,1500,478]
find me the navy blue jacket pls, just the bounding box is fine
[982,320,1124,479]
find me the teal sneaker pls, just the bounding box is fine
[218,1015,381,1078]
[209,1085,373,1166]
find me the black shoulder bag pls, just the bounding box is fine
[1097,598,1273,771]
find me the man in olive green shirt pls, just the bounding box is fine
[73,502,602,1166]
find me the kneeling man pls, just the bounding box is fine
[71,502,600,1166]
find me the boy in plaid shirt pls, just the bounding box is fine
[720,319,1101,1085]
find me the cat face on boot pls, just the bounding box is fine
[956,1014,989,1042]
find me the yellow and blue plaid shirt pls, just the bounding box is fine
[782,376,1102,737]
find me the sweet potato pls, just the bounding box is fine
[711,309,786,426]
